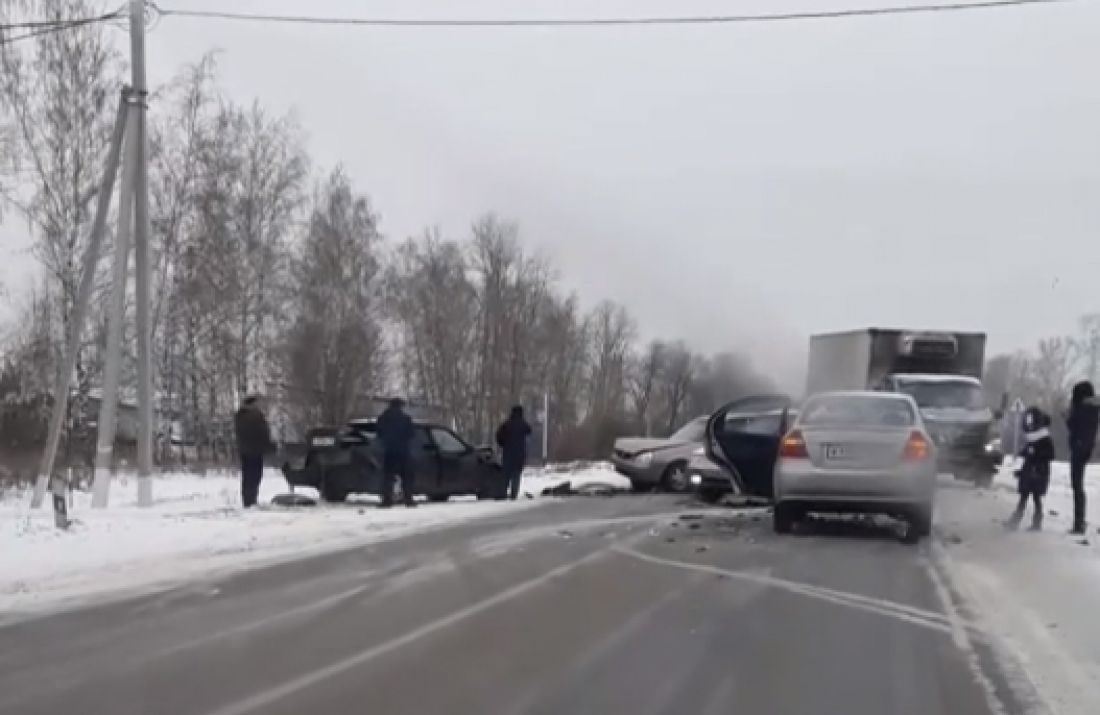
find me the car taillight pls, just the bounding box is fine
[779,430,808,459]
[905,432,931,461]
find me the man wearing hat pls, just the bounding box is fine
[234,394,274,508]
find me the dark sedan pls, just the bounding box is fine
[282,418,501,503]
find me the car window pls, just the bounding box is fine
[669,417,706,442]
[800,396,915,428]
[429,427,467,455]
[724,412,782,436]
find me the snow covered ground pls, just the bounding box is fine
[936,461,1100,715]
[0,462,630,619]
[0,468,549,618]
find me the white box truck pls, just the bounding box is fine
[806,329,996,484]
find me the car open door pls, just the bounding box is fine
[705,395,793,500]
[426,426,481,496]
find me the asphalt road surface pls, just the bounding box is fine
[1,494,1031,715]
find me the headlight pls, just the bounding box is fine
[693,446,706,456]
[635,451,653,466]
[690,473,703,486]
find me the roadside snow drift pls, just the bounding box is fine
[0,469,545,618]
[936,461,1100,715]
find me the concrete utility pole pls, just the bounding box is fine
[90,105,139,508]
[30,91,129,511]
[129,0,155,507]
[542,391,550,462]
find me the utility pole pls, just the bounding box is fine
[542,391,550,462]
[30,91,128,511]
[130,0,155,507]
[90,102,139,508]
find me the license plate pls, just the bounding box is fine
[311,436,337,447]
[824,444,849,460]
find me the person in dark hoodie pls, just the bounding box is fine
[1067,381,1099,534]
[1007,407,1054,531]
[234,395,274,508]
[495,405,532,500]
[376,398,416,508]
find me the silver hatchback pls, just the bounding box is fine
[773,391,936,542]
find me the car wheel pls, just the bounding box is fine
[697,488,723,504]
[661,462,690,493]
[773,503,796,534]
[322,482,347,503]
[428,493,450,503]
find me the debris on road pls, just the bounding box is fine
[695,545,708,553]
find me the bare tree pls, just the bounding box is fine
[659,341,697,434]
[281,167,384,430]
[0,0,121,468]
[628,340,664,435]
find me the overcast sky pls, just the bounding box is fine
[3,0,1099,389]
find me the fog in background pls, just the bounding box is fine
[4,0,1099,392]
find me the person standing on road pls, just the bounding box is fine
[1067,381,1099,534]
[376,398,416,508]
[496,405,532,500]
[1007,407,1054,531]
[234,395,274,509]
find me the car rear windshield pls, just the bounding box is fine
[800,395,915,428]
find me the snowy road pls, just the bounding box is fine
[1,491,1036,715]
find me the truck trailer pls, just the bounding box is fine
[806,328,996,484]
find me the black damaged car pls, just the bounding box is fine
[282,418,503,503]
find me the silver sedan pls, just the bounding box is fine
[773,391,936,543]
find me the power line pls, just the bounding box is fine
[0,11,124,46]
[151,0,1076,29]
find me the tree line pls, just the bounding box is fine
[0,2,774,479]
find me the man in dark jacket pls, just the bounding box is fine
[376,398,416,507]
[496,405,532,500]
[234,395,273,508]
[1067,381,1099,534]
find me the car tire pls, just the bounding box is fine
[697,488,723,505]
[660,462,690,493]
[902,503,933,543]
[773,503,796,534]
[322,483,347,503]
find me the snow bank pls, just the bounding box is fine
[935,461,1100,715]
[0,469,541,618]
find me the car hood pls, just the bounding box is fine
[613,437,694,456]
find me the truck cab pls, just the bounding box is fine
[878,373,997,484]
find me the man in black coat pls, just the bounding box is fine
[496,405,532,500]
[1067,381,1099,534]
[234,395,274,508]
[376,398,416,508]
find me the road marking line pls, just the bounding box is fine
[614,545,954,634]
[924,552,1009,715]
[200,547,611,715]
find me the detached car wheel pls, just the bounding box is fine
[773,503,796,534]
